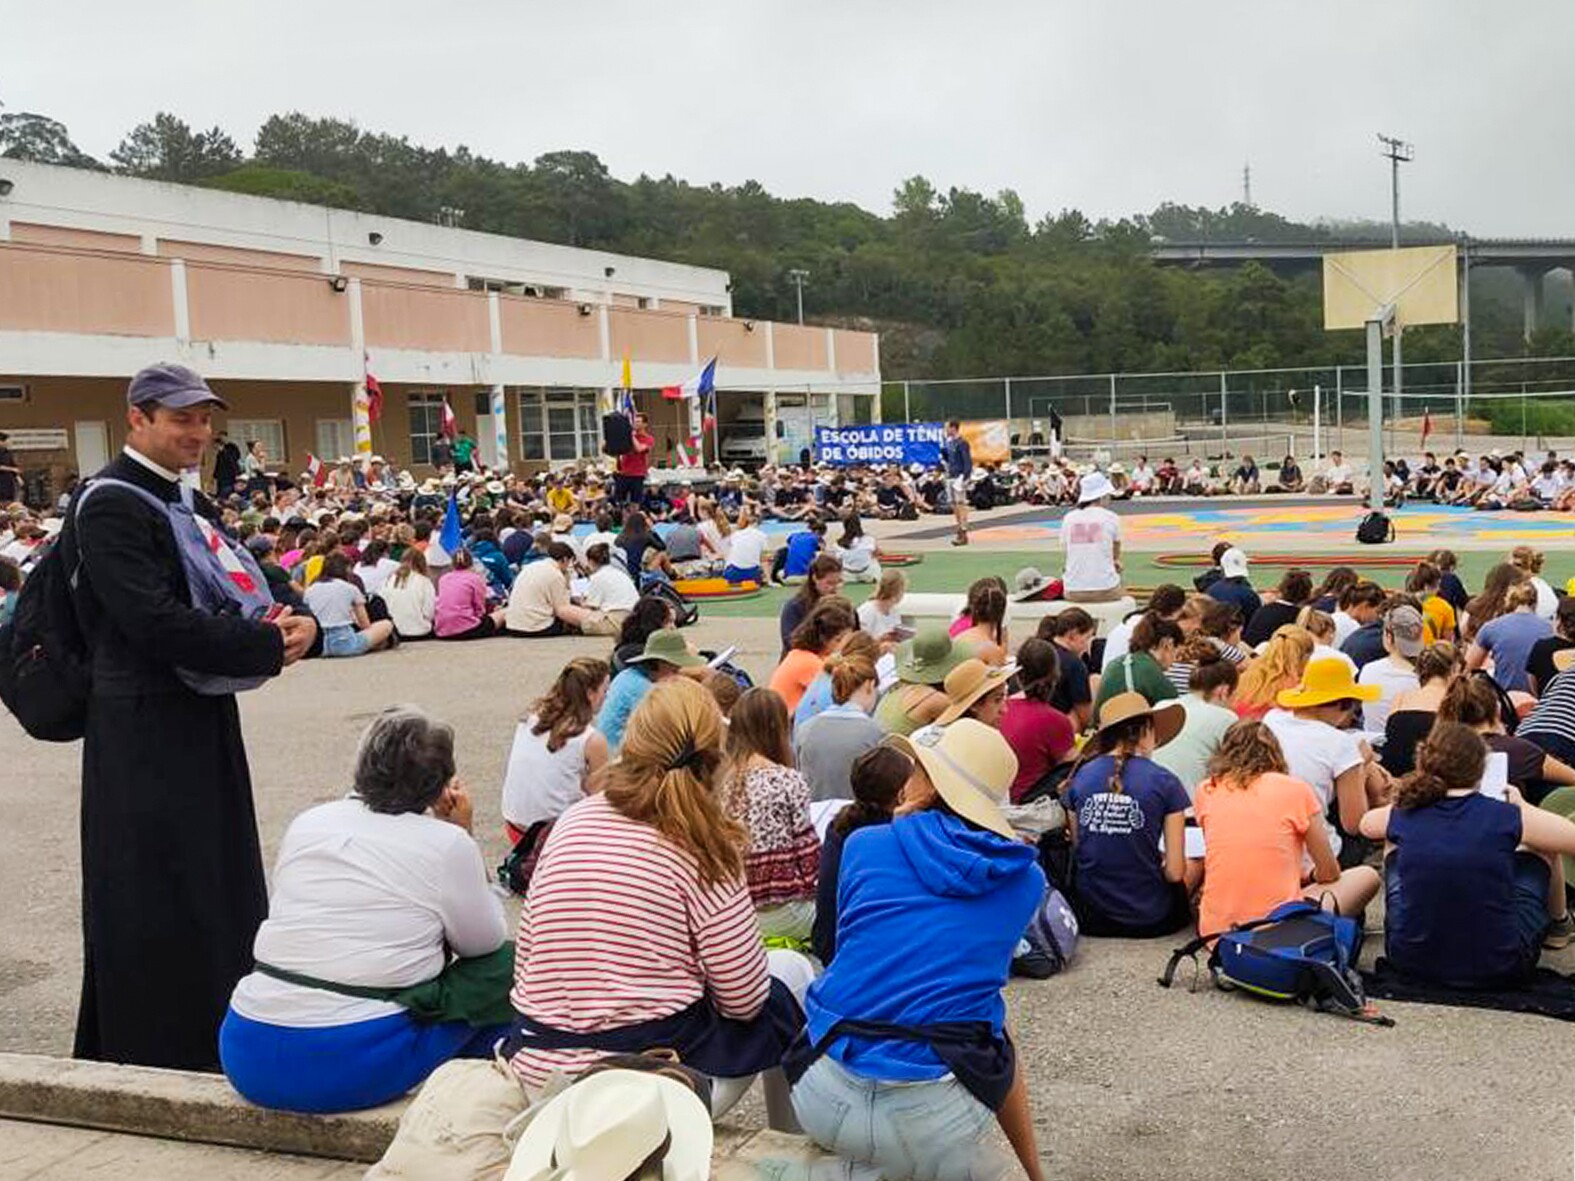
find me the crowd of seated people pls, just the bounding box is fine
[19,439,1575,1178]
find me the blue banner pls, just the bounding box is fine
[814,423,945,467]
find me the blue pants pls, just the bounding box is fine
[724,565,763,584]
[220,1008,507,1114]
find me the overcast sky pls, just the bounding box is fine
[5,1,1571,236]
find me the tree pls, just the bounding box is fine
[0,111,99,167]
[201,164,364,209]
[111,113,242,181]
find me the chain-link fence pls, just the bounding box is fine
[879,354,1575,463]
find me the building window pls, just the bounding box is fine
[517,388,600,463]
[316,418,354,462]
[699,305,725,317]
[408,392,446,465]
[230,419,286,467]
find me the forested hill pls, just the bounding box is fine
[1,108,1555,378]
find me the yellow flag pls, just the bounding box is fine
[621,353,632,391]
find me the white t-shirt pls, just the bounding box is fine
[303,578,363,629]
[380,573,435,637]
[698,519,729,562]
[1532,576,1558,621]
[502,717,597,830]
[583,564,640,613]
[230,798,507,1027]
[727,526,770,571]
[1059,505,1122,593]
[858,599,903,638]
[1262,708,1363,855]
[1100,615,1141,671]
[356,557,401,598]
[1331,611,1360,646]
[1324,462,1353,486]
[1313,643,1357,674]
[1357,656,1419,738]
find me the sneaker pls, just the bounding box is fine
[1544,911,1574,950]
[951,533,969,547]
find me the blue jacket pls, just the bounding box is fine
[803,810,1043,1081]
[469,539,514,599]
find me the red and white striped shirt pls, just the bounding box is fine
[508,793,768,1090]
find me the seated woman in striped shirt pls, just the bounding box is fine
[505,677,813,1126]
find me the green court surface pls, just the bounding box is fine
[692,548,1575,618]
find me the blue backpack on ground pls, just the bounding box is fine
[1012,884,1080,979]
[1158,900,1393,1026]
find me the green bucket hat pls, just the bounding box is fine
[627,627,706,669]
[894,625,968,686]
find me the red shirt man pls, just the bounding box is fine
[614,413,654,503]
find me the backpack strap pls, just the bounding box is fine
[1158,933,1214,989]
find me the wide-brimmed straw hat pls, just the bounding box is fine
[1276,656,1381,709]
[937,658,1018,726]
[552,513,575,533]
[504,1069,712,1181]
[887,719,1019,840]
[1012,566,1055,603]
[1093,691,1185,749]
[894,626,969,686]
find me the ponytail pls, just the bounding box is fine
[1394,721,1485,809]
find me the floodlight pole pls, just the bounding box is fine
[1367,305,1395,513]
[787,268,810,326]
[1379,135,1413,447]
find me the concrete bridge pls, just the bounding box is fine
[1151,238,1575,339]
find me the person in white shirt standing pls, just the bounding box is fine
[1060,472,1124,603]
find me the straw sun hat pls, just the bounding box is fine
[887,718,1019,840]
[1092,691,1185,748]
[936,658,1017,726]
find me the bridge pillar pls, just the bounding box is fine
[1518,266,1543,340]
[1520,266,1549,341]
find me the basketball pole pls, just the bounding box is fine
[1366,306,1394,513]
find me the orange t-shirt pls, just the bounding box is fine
[1194,771,1322,938]
[768,649,825,714]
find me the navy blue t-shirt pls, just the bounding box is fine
[1049,644,1092,716]
[1065,755,1190,927]
[1207,578,1261,623]
[1341,621,1386,671]
[1385,793,1529,987]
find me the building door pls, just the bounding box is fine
[73,421,109,476]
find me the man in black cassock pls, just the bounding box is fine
[65,364,317,1071]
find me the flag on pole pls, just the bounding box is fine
[702,385,717,434]
[440,397,458,440]
[621,352,633,394]
[621,387,635,418]
[305,453,328,488]
[661,357,718,402]
[364,353,384,422]
[1420,407,1433,446]
[676,434,702,467]
[439,490,463,556]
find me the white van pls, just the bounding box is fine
[720,402,769,465]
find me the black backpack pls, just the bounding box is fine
[1355,511,1394,545]
[0,532,92,741]
[640,577,699,628]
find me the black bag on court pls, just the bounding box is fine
[1355,511,1394,545]
[602,412,633,457]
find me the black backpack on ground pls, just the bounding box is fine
[0,532,92,742]
[1355,511,1394,544]
[640,578,699,628]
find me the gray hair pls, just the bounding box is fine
[353,705,456,815]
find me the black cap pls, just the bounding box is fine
[127,364,228,410]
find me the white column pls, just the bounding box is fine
[487,291,503,355]
[349,278,372,457]
[687,315,700,366]
[764,389,779,468]
[140,233,157,256]
[598,303,614,415]
[170,259,191,344]
[764,321,776,372]
[824,326,837,373]
[491,385,509,473]
[0,213,12,241]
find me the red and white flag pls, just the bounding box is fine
[194,515,259,595]
[440,398,458,440]
[305,453,328,487]
[364,353,384,422]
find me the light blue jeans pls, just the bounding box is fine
[789,1055,1011,1181]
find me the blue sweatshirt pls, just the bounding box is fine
[804,810,1043,1081]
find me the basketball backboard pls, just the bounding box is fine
[1322,244,1459,330]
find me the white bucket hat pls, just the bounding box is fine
[1078,472,1115,503]
[505,1070,712,1181]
